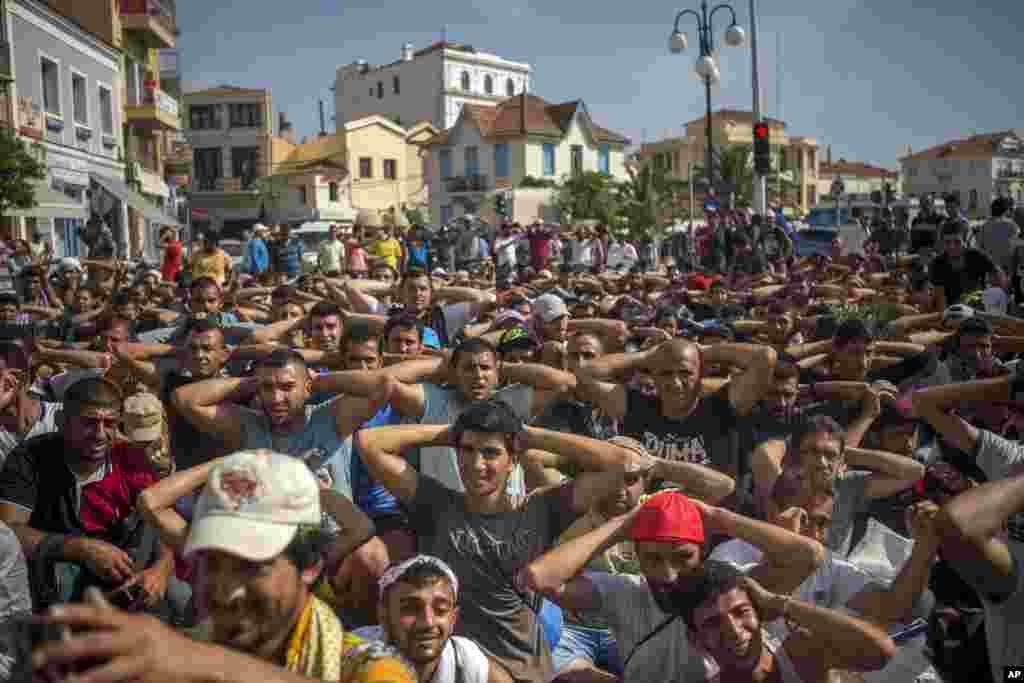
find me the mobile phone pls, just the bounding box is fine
[0,617,67,681]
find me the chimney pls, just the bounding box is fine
[401,43,414,61]
[318,100,327,137]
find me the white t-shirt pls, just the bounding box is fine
[495,237,519,268]
[588,571,708,682]
[709,539,874,641]
[974,429,1024,681]
[354,627,489,683]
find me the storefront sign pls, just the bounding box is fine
[17,96,42,138]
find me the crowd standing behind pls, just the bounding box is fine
[0,198,1021,683]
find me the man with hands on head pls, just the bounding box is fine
[520,490,824,682]
[912,373,1024,680]
[354,402,652,683]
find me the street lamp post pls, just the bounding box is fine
[669,1,745,197]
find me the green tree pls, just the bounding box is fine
[691,142,754,207]
[0,128,47,222]
[553,171,619,224]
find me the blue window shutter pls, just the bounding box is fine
[543,143,555,176]
[599,144,610,174]
[495,144,510,177]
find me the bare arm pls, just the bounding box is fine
[781,594,896,675]
[353,424,446,504]
[171,376,253,450]
[702,343,777,416]
[137,458,227,549]
[845,446,926,500]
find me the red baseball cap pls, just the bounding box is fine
[630,491,706,546]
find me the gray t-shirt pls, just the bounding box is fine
[0,521,30,621]
[974,429,1024,681]
[409,475,576,683]
[826,469,871,557]
[418,382,532,496]
[588,572,707,682]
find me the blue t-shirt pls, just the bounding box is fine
[348,404,403,519]
[407,240,428,270]
[237,399,352,499]
[285,237,303,275]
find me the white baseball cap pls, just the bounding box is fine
[532,293,569,323]
[184,450,321,562]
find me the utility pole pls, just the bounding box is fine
[750,0,766,215]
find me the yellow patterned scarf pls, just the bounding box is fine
[285,595,349,681]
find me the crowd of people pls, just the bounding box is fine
[0,199,1021,683]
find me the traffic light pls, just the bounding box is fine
[494,193,506,216]
[753,122,771,174]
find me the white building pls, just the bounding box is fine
[900,130,1024,218]
[333,40,532,131]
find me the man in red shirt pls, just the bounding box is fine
[0,377,172,609]
[527,222,556,272]
[160,226,183,284]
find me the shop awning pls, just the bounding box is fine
[90,173,180,228]
[9,181,88,220]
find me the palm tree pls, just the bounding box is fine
[691,143,754,207]
[618,163,688,237]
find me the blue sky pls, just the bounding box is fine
[177,0,1023,169]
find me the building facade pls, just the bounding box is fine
[257,116,437,226]
[639,110,820,214]
[183,86,283,238]
[4,0,181,260]
[817,158,900,203]
[422,93,630,225]
[900,130,1024,218]
[5,0,124,256]
[333,40,531,132]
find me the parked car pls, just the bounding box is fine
[292,222,334,272]
[796,208,872,258]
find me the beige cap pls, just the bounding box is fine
[122,393,164,442]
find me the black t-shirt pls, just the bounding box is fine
[534,400,618,443]
[929,249,995,305]
[868,227,906,256]
[162,372,231,471]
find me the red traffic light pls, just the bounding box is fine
[754,124,769,139]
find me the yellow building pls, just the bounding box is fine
[639,109,820,214]
[817,157,900,203]
[258,115,438,225]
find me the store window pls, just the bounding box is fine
[71,72,87,125]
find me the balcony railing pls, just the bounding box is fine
[446,174,489,193]
[120,0,176,34]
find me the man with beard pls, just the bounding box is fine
[0,377,174,609]
[356,555,514,683]
[575,338,777,514]
[681,563,895,682]
[547,437,734,682]
[930,222,997,310]
[173,350,389,496]
[0,341,61,467]
[355,400,644,683]
[521,490,822,682]
[33,450,415,683]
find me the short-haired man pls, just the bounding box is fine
[0,341,61,467]
[0,377,173,609]
[309,301,345,352]
[356,555,514,683]
[356,400,644,683]
[384,316,428,357]
[930,222,997,310]
[575,338,777,512]
[173,349,389,499]
[682,562,895,682]
[34,449,416,682]
[318,224,346,277]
